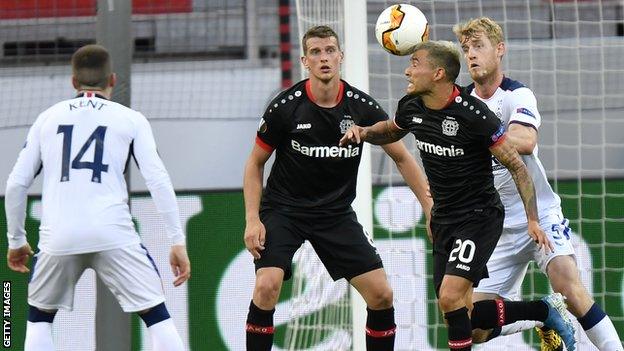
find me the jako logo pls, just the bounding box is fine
[297,123,311,130]
[415,139,464,157]
[291,140,359,158]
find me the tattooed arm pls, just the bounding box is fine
[339,120,408,146]
[489,136,554,252]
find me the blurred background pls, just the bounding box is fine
[0,0,622,350]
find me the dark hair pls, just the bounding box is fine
[71,44,112,89]
[301,25,341,54]
[413,41,461,83]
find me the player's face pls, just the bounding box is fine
[404,49,436,95]
[460,33,503,82]
[301,36,343,83]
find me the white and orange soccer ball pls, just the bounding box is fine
[375,4,430,56]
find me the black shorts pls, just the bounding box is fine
[254,208,383,281]
[431,206,504,296]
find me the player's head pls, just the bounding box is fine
[301,25,343,83]
[453,17,506,83]
[71,44,116,91]
[404,40,460,95]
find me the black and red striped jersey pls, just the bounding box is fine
[256,79,387,214]
[394,86,505,224]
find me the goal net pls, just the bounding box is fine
[288,0,624,350]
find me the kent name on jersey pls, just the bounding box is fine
[7,93,183,255]
[468,77,562,228]
[256,79,387,213]
[394,86,505,223]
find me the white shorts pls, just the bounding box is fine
[28,244,165,312]
[474,213,576,301]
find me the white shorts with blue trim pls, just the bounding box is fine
[473,213,576,301]
[28,244,165,312]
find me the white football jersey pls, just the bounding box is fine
[469,77,562,228]
[7,92,183,254]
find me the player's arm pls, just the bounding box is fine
[340,120,407,146]
[5,118,42,273]
[506,123,537,155]
[381,141,434,242]
[243,143,272,259]
[132,113,190,286]
[489,136,553,253]
[506,88,541,155]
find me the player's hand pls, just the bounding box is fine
[425,217,433,243]
[339,126,366,146]
[169,244,191,287]
[7,243,34,273]
[244,217,266,259]
[528,220,554,253]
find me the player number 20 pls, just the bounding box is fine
[448,239,476,263]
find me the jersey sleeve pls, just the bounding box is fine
[5,115,44,249]
[470,102,507,148]
[7,115,44,188]
[256,98,287,152]
[356,94,389,127]
[393,95,414,130]
[507,87,541,130]
[132,112,185,245]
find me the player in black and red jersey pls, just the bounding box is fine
[340,40,576,351]
[242,25,433,351]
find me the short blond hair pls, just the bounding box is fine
[453,17,504,45]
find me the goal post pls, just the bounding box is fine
[343,3,373,351]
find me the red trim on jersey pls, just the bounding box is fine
[491,133,507,148]
[305,80,344,105]
[442,85,461,109]
[495,298,506,326]
[448,338,473,349]
[86,92,93,97]
[305,80,314,102]
[255,136,274,153]
[246,323,275,334]
[365,327,396,338]
[335,80,344,104]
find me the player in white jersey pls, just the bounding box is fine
[5,45,190,351]
[453,18,622,351]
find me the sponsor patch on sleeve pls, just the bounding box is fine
[491,124,505,142]
[516,107,536,119]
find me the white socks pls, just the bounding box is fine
[147,318,185,351]
[584,316,623,351]
[25,321,55,351]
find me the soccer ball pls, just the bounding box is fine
[375,4,430,56]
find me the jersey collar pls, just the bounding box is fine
[441,85,461,109]
[305,79,345,106]
[75,91,108,100]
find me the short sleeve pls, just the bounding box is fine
[507,88,541,130]
[470,103,506,148]
[355,94,388,127]
[393,95,416,130]
[256,100,286,152]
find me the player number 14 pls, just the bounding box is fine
[57,125,109,183]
